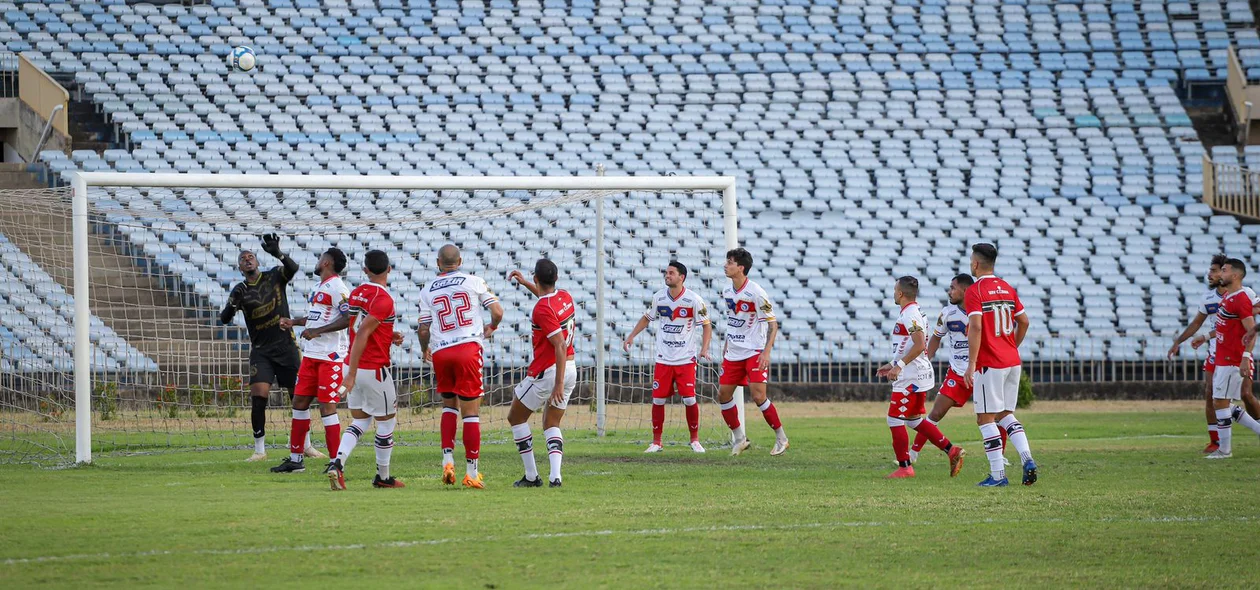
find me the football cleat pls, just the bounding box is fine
[908,449,919,465]
[731,438,752,456]
[303,446,327,459]
[269,457,305,474]
[770,438,790,456]
[324,460,346,491]
[245,452,268,462]
[372,475,406,488]
[948,447,967,478]
[442,463,456,486]
[977,475,1009,487]
[549,479,562,488]
[644,443,663,453]
[1205,449,1233,460]
[513,476,543,488]
[1203,442,1221,454]
[1021,459,1038,486]
[463,474,485,489]
[690,441,706,453]
[885,466,915,479]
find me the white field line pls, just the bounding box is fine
[4,515,1256,566]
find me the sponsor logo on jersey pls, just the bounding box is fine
[725,299,756,314]
[657,305,695,320]
[662,324,684,334]
[429,276,468,291]
[727,318,747,329]
[947,320,967,333]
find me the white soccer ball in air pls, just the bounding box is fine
[229,46,256,72]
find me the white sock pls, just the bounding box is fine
[254,437,266,454]
[1209,423,1219,437]
[544,426,563,483]
[1232,406,1260,435]
[337,418,371,465]
[1217,408,1234,454]
[998,414,1034,464]
[375,417,396,479]
[443,449,454,467]
[979,422,1005,480]
[512,423,538,480]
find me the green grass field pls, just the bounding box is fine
[3,401,1259,588]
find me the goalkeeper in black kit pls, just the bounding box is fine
[220,234,316,462]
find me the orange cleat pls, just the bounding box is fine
[948,446,967,478]
[442,463,456,485]
[1204,442,1220,454]
[886,465,915,479]
[463,474,485,489]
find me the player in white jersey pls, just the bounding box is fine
[418,245,503,489]
[623,261,713,453]
[1169,255,1230,453]
[913,274,1006,465]
[877,276,965,479]
[271,248,351,473]
[717,248,788,456]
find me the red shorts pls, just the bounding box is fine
[889,383,927,418]
[293,357,345,404]
[1204,354,1216,373]
[938,368,972,407]
[653,362,697,398]
[720,354,768,386]
[433,341,484,399]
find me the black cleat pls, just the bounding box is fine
[270,458,306,474]
[549,479,562,488]
[513,475,543,488]
[372,475,406,488]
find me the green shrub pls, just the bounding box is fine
[1017,371,1035,409]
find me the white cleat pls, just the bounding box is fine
[690,441,706,453]
[731,438,752,456]
[908,450,919,465]
[245,452,267,462]
[1205,450,1233,460]
[770,438,790,456]
[304,446,327,459]
[644,443,663,453]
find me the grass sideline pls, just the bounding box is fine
[2,401,1258,588]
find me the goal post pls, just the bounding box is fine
[65,172,742,464]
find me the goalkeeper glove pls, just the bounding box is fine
[261,233,282,257]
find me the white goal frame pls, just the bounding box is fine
[69,172,742,463]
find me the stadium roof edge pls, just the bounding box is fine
[69,172,739,192]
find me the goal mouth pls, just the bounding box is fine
[1,174,741,465]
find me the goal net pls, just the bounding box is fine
[0,174,739,465]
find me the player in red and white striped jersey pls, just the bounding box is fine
[718,248,788,456]
[506,259,576,488]
[326,250,406,490]
[1208,258,1260,459]
[962,243,1037,487]
[418,244,503,489]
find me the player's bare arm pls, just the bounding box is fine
[758,319,778,373]
[509,269,542,297]
[484,301,504,339]
[549,331,569,406]
[926,333,942,360]
[1013,311,1030,347]
[1170,312,1209,358]
[1244,315,1257,380]
[341,314,381,396]
[964,314,983,387]
[300,314,348,341]
[700,319,713,360]
[879,328,926,381]
[623,315,651,351]
[417,320,433,363]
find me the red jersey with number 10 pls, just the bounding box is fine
[348,282,396,370]
[529,289,576,376]
[1214,288,1253,368]
[964,275,1025,370]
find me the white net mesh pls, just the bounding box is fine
[0,181,734,464]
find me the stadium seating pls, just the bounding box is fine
[1,0,1255,367]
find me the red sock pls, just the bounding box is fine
[651,401,665,445]
[1210,423,1221,443]
[323,418,341,458]
[462,416,480,461]
[289,415,311,456]
[758,400,782,430]
[889,422,910,464]
[911,431,927,453]
[720,401,741,430]
[684,400,700,442]
[441,407,458,453]
[1000,424,1009,454]
[913,418,950,451]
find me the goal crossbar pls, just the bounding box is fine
[68,172,741,464]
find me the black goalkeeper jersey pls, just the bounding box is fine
[224,266,298,355]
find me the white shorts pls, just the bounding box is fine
[893,370,933,395]
[1213,366,1243,401]
[347,366,397,417]
[514,360,577,412]
[973,365,1021,414]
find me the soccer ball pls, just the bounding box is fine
[229,46,256,72]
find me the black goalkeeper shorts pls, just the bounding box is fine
[249,346,301,389]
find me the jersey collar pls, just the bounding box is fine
[976,275,996,281]
[318,274,339,287]
[668,287,686,301]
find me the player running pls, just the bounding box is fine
[1207,258,1260,459]
[1169,255,1231,453]
[218,233,317,462]
[506,259,576,488]
[271,248,351,474]
[623,261,713,453]
[418,244,504,489]
[877,276,965,479]
[963,243,1038,487]
[913,274,1007,465]
[325,250,405,490]
[717,248,788,456]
